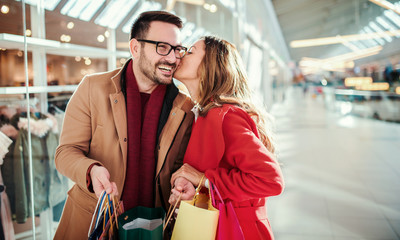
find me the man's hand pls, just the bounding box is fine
[168,177,195,206]
[90,165,118,198]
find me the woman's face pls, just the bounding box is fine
[174,40,206,83]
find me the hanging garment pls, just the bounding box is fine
[0,176,15,240]
[0,132,12,163]
[0,185,4,240]
[4,112,68,223]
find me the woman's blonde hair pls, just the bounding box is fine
[197,36,275,153]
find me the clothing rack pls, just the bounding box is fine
[0,97,39,107]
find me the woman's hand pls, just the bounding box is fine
[171,163,205,187]
[168,177,196,206]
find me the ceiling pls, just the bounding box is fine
[271,0,400,67]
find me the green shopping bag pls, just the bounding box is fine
[117,206,165,240]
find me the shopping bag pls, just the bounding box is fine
[117,206,165,240]
[210,183,244,240]
[170,177,219,240]
[88,191,123,240]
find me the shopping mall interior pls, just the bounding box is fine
[0,0,399,239]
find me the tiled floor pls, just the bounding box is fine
[268,87,400,240]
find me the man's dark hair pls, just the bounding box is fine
[129,11,183,40]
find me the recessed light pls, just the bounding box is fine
[1,5,10,14]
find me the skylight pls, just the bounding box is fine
[383,10,400,27]
[376,16,400,38]
[369,22,392,42]
[362,27,385,45]
[95,0,139,29]
[121,1,162,34]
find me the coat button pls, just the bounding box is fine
[124,138,127,142]
[114,99,118,103]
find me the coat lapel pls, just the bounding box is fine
[155,106,186,176]
[109,75,128,170]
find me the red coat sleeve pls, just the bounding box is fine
[205,107,284,202]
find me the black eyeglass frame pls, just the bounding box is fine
[136,39,187,59]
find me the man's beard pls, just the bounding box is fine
[138,51,176,85]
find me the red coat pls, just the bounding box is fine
[183,104,284,240]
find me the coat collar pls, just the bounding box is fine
[110,58,132,94]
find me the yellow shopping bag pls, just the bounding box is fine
[170,177,219,240]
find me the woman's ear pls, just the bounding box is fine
[129,39,140,58]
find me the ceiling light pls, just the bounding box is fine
[60,34,71,42]
[75,56,81,62]
[104,31,110,38]
[97,35,105,42]
[67,22,74,29]
[369,0,400,15]
[25,29,32,37]
[396,86,400,94]
[209,4,218,13]
[85,58,91,65]
[1,5,9,14]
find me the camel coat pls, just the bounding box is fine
[54,63,193,239]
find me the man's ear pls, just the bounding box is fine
[129,38,140,58]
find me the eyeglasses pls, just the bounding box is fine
[137,39,187,59]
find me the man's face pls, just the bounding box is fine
[137,21,182,85]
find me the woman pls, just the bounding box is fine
[169,36,284,240]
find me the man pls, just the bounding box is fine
[54,11,194,239]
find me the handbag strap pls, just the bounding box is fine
[164,174,205,230]
[192,174,206,204]
[88,190,107,237]
[210,182,224,203]
[163,192,182,231]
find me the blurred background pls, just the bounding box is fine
[0,0,399,239]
